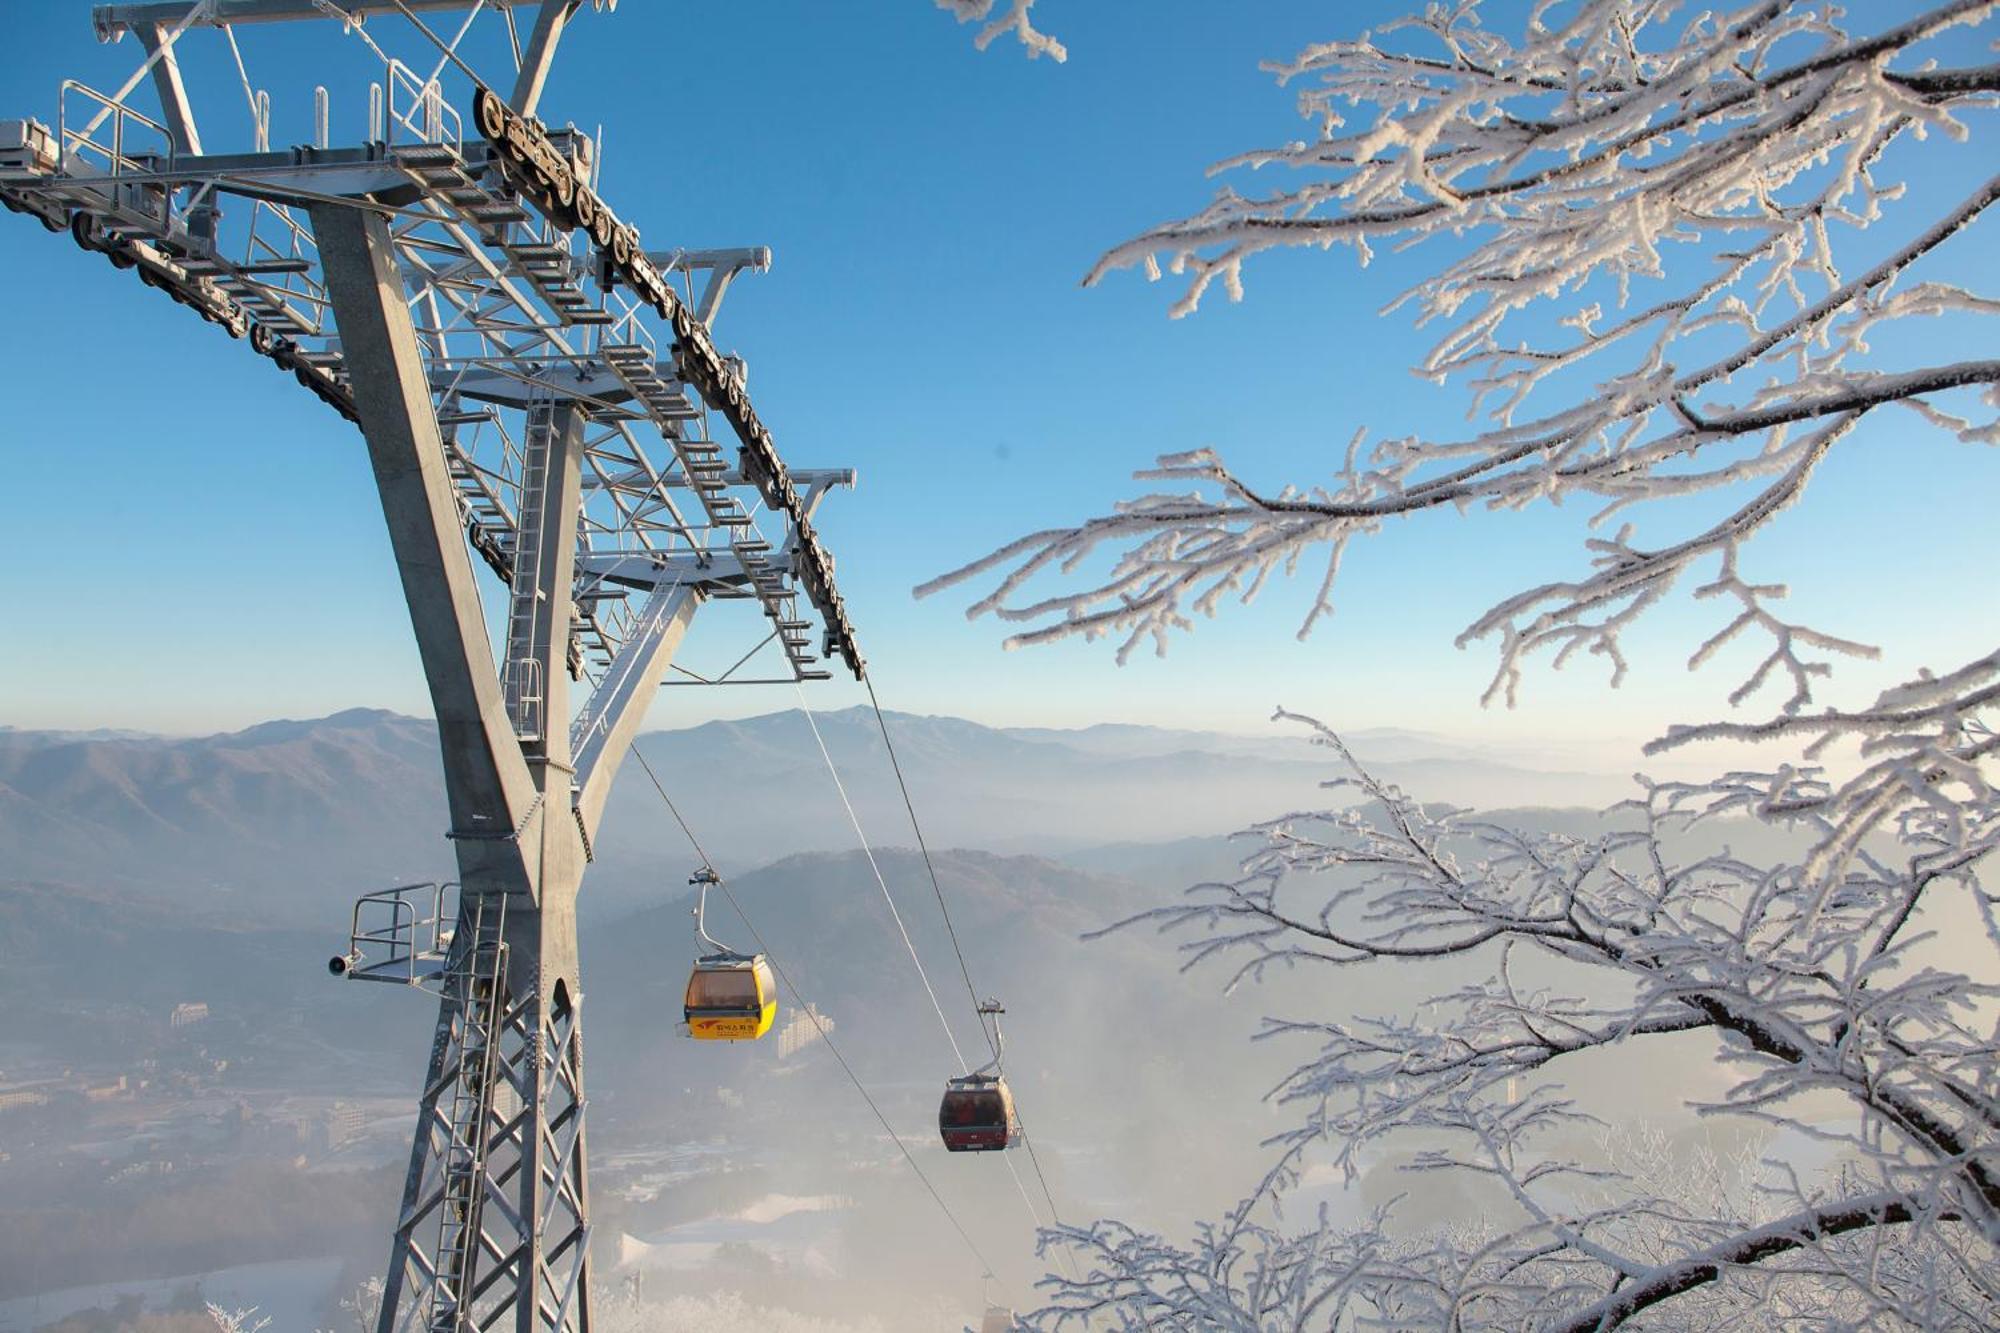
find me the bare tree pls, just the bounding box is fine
[925,1,1999,1326]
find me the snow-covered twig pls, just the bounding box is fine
[933,0,1065,62]
[944,4,2000,1327]
[1024,714,1999,1329]
[925,2,1998,737]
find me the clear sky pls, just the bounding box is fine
[1,1,1992,752]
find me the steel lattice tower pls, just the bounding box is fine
[1,5,864,1328]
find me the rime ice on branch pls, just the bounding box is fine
[1029,711,1999,1329]
[920,1,1999,1327]
[934,0,1066,62]
[925,0,1997,732]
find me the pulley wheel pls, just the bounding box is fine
[474,87,508,143]
[548,163,575,210]
[70,210,104,252]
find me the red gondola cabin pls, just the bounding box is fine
[938,1072,1017,1152]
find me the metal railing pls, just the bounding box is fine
[503,656,545,743]
[57,79,171,180]
[334,881,460,985]
[384,58,460,149]
[55,80,178,233]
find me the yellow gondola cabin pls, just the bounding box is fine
[684,952,777,1040]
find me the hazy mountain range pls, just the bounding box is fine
[1,839,1753,1252]
[0,710,1763,1312]
[0,706,1624,921]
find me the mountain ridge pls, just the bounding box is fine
[0,706,1621,920]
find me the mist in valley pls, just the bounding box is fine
[0,708,1879,1331]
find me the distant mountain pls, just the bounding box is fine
[0,724,159,742]
[0,845,1317,1224]
[1004,721,1456,763]
[589,706,1621,895]
[0,705,1623,922]
[0,709,448,919]
[4,838,1750,1239]
[588,705,1340,881]
[1056,834,1254,887]
[0,876,435,1076]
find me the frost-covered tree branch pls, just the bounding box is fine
[933,0,1066,62]
[922,0,1998,736]
[939,6,2000,1326]
[1025,714,1999,1329]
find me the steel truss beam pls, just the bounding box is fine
[2,133,854,682]
[94,1,537,37]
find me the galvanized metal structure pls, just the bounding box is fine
[1,5,864,1328]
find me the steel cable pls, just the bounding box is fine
[859,674,1081,1284]
[793,685,971,1071]
[627,743,1003,1287]
[643,695,1080,1290]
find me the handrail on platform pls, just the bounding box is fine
[57,78,171,180]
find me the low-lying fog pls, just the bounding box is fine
[2,709,1939,1330]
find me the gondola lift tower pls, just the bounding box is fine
[0,4,865,1329]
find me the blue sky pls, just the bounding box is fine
[1,1,1992,750]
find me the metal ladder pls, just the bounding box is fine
[502,401,554,742]
[428,893,509,1333]
[600,344,829,680]
[390,144,611,326]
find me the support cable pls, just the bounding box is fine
[649,694,1078,1289]
[502,6,523,70]
[793,684,970,1071]
[626,744,1003,1289]
[860,673,1081,1282]
[863,673,995,1062]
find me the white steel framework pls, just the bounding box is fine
[2,6,864,1329]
